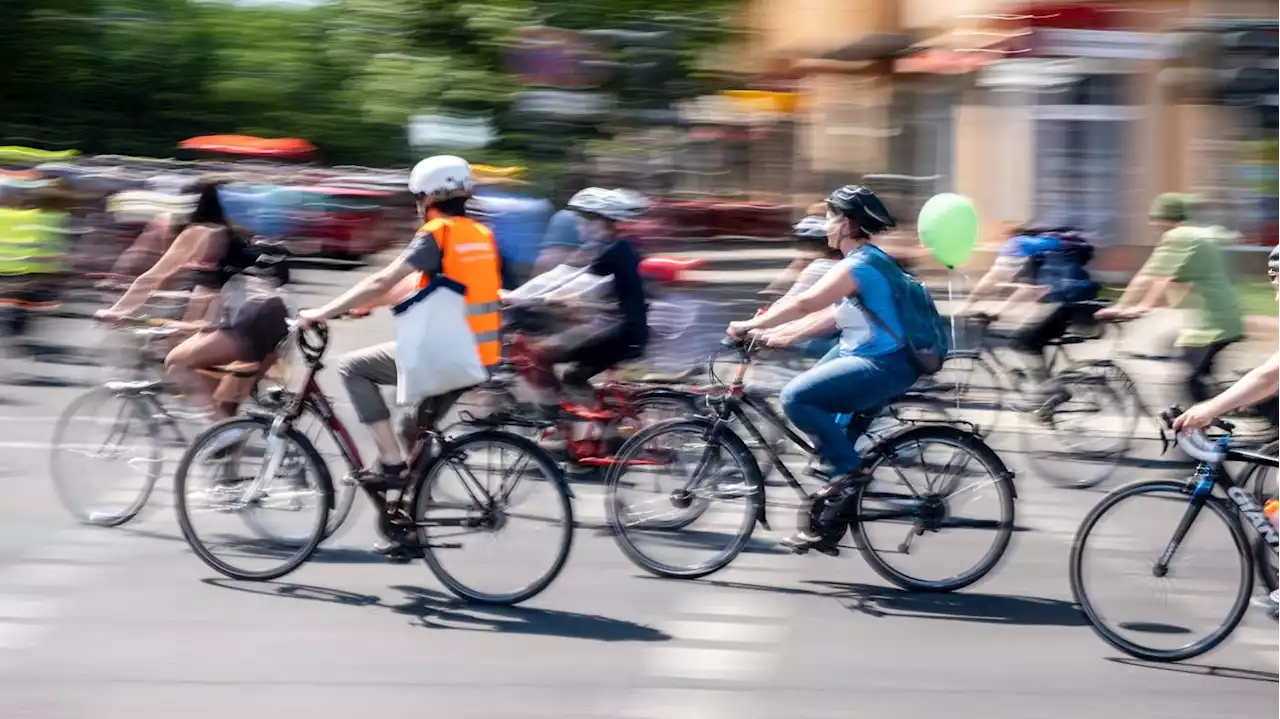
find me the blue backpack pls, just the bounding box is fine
[852,246,950,375]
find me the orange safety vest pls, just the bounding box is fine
[415,212,502,367]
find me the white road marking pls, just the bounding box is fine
[663,620,785,645]
[0,621,44,650]
[644,646,773,682]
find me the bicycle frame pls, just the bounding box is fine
[1157,435,1279,574]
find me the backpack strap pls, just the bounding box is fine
[846,245,906,347]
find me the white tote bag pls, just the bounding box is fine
[392,276,489,406]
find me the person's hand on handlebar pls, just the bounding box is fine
[93,308,125,326]
[726,320,753,341]
[1172,402,1221,433]
[1095,306,1147,322]
[296,308,327,331]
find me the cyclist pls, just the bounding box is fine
[1172,244,1279,615]
[95,178,290,430]
[958,223,1099,409]
[297,155,502,514]
[754,212,844,359]
[501,188,651,420]
[1096,193,1244,408]
[726,185,920,551]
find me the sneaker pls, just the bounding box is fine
[780,530,840,556]
[372,540,425,563]
[358,463,410,492]
[1251,589,1279,619]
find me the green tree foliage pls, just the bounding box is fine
[0,0,737,167]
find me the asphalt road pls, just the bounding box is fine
[0,263,1275,719]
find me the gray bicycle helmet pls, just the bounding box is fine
[826,184,895,237]
[792,215,827,241]
[566,187,650,221]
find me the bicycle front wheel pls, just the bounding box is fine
[1069,480,1254,662]
[50,386,162,527]
[414,430,573,605]
[606,417,764,580]
[1019,367,1137,489]
[175,417,334,581]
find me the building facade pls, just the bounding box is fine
[736,0,1277,274]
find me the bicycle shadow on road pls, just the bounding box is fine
[1106,657,1277,683]
[803,580,1090,627]
[200,579,672,644]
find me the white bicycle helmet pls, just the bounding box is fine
[407,155,474,201]
[566,187,650,221]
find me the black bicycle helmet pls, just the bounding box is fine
[825,184,895,237]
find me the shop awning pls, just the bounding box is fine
[820,33,916,62]
[894,29,1030,74]
[179,135,316,159]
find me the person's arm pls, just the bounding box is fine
[304,228,439,321]
[730,260,855,336]
[761,306,837,346]
[1100,235,1185,317]
[1174,351,1280,430]
[104,223,212,317]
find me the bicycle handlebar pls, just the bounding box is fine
[1158,406,1235,464]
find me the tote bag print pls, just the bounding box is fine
[392,276,488,405]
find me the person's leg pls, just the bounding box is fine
[336,342,405,470]
[165,330,250,417]
[779,352,918,477]
[779,351,918,548]
[1181,341,1232,405]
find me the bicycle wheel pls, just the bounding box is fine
[175,417,333,581]
[851,425,1016,592]
[414,429,572,605]
[1069,480,1254,662]
[50,386,162,527]
[1018,366,1137,489]
[1243,440,1279,594]
[606,417,764,580]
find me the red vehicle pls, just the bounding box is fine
[282,185,396,259]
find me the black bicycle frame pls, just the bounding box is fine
[1157,446,1280,574]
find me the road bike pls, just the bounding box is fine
[173,319,574,606]
[1069,408,1279,662]
[605,336,1017,590]
[49,316,275,527]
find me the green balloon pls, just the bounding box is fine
[918,193,979,268]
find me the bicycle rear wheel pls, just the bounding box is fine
[606,418,764,580]
[851,425,1016,592]
[175,417,333,581]
[1018,365,1137,489]
[50,386,162,527]
[414,430,572,605]
[1069,480,1254,662]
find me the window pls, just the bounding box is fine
[1033,73,1137,245]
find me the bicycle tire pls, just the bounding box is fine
[1019,366,1136,489]
[605,417,765,580]
[174,416,334,582]
[50,387,161,527]
[1069,479,1255,662]
[415,429,573,605]
[852,424,1016,593]
[1243,439,1279,594]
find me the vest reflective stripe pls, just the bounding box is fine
[415,213,502,366]
[0,209,63,275]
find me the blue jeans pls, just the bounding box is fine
[779,346,919,475]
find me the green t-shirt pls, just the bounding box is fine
[1140,225,1244,347]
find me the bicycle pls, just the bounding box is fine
[935,309,1152,488]
[472,302,701,474]
[173,319,574,606]
[1069,407,1280,662]
[48,316,270,527]
[604,335,1017,589]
